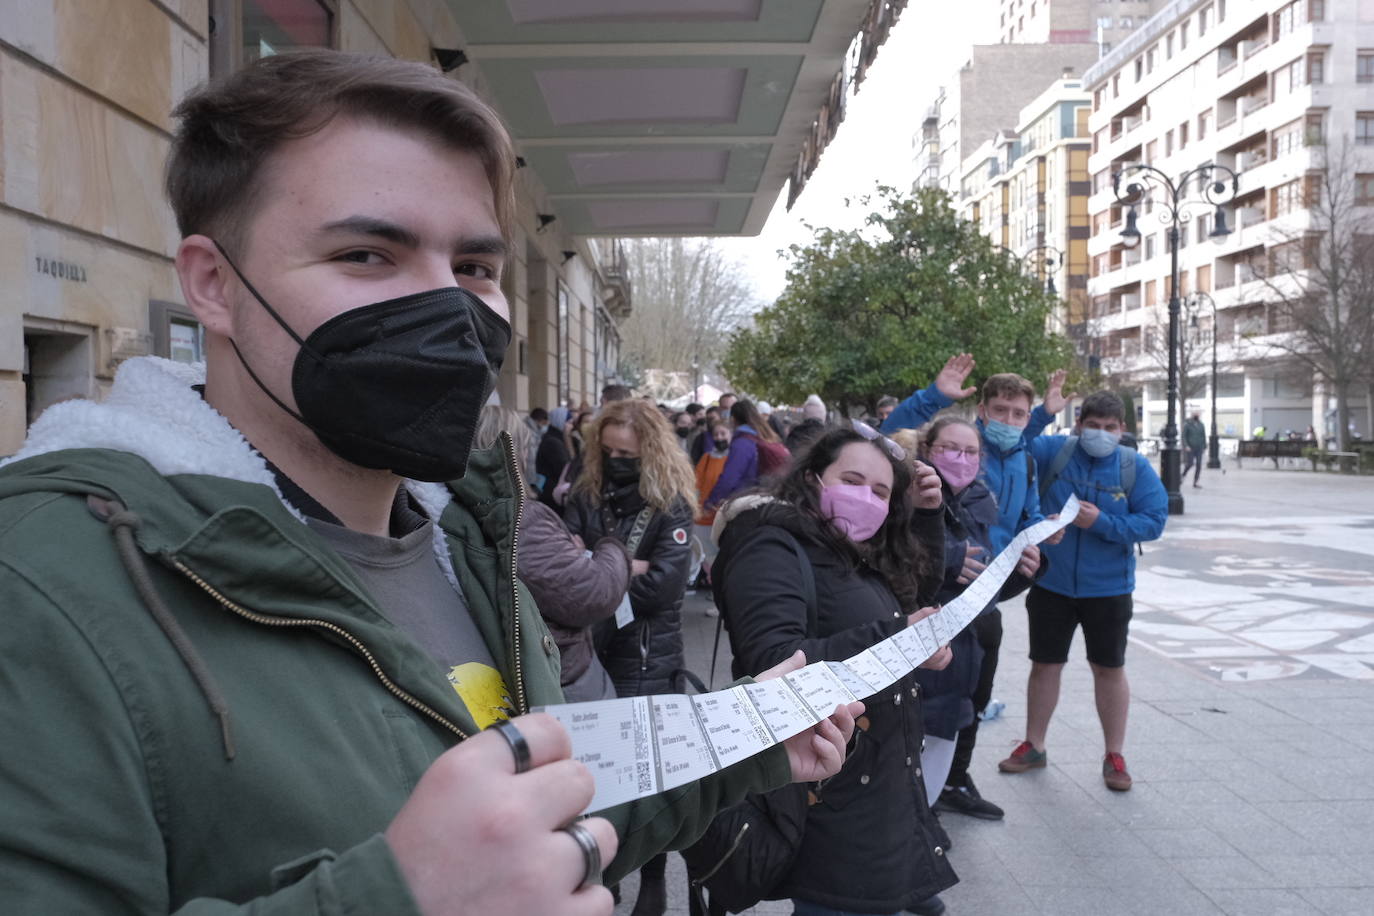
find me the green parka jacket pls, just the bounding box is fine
[0,357,788,915]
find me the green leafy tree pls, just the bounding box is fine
[723,187,1073,411]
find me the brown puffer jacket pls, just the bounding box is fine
[517,498,632,687]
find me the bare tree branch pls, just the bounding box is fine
[619,239,760,379]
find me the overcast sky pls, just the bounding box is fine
[719,1,996,304]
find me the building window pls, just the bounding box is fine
[1165,129,1174,156]
[1181,21,1190,48]
[1145,235,1156,259]
[1307,52,1324,83]
[1356,174,1374,205]
[210,0,336,76]
[150,301,205,364]
[1180,122,1189,148]
[1359,113,1374,146]
[1199,5,1211,36]
[1166,33,1175,58]
[1358,51,1374,84]
[1199,109,1212,139]
[1098,15,1114,29]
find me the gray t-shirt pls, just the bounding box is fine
[306,494,515,727]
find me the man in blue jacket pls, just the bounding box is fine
[999,391,1168,791]
[883,355,1059,821]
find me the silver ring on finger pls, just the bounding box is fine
[560,820,603,889]
[486,719,532,774]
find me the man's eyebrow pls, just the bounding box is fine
[457,236,508,258]
[317,216,421,248]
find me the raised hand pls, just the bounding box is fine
[935,353,978,402]
[910,460,943,510]
[1043,368,1077,416]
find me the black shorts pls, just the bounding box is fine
[1025,586,1133,668]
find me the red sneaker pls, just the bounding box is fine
[998,740,1047,773]
[1103,752,1132,791]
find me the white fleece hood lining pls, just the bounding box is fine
[3,356,465,595]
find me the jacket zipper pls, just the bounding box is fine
[171,560,470,740]
[500,432,530,715]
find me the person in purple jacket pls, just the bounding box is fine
[704,399,780,511]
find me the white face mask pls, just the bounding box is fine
[1079,427,1122,458]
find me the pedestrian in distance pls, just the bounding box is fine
[1183,411,1207,488]
[881,355,1063,820]
[711,427,958,916]
[1001,391,1168,791]
[0,49,862,916]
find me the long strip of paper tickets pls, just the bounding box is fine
[537,494,1080,814]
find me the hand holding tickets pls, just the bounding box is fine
[536,496,1081,813]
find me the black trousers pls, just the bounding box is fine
[946,607,1003,788]
[1182,446,1204,482]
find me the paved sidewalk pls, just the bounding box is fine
[614,469,1374,916]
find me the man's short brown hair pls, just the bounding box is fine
[981,373,1036,408]
[165,49,517,253]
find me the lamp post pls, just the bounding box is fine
[1188,291,1223,470]
[1002,243,1066,294]
[1113,163,1238,516]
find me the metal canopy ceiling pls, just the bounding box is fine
[446,0,891,237]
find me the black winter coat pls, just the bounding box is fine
[535,427,572,508]
[712,501,957,912]
[564,483,694,697]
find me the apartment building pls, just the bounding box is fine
[1083,0,1374,441]
[917,43,1099,192]
[957,78,1095,332]
[998,0,1170,51]
[0,0,889,454]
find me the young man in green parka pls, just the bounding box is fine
[0,50,859,916]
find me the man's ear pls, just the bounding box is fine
[176,234,235,337]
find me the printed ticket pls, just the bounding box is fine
[537,495,1079,814]
[650,694,719,791]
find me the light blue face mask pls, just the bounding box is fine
[1080,427,1122,458]
[982,418,1025,453]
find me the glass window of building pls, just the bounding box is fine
[1359,112,1374,146]
[1357,51,1374,84]
[211,0,336,75]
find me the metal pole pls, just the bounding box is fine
[1207,298,1221,469]
[1163,224,1184,514]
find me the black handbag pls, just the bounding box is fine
[681,528,818,914]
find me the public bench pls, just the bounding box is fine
[1308,450,1360,472]
[1236,439,1306,468]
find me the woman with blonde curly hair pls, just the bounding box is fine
[562,398,699,916]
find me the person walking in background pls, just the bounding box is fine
[711,426,957,916]
[563,398,700,916]
[692,420,734,602]
[704,400,785,511]
[475,407,631,702]
[1182,411,1207,489]
[1003,392,1168,791]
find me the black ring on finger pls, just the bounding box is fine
[560,820,603,888]
[487,719,531,774]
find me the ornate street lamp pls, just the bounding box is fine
[1113,163,1238,515]
[1188,291,1222,470]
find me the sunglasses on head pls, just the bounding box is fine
[851,419,907,462]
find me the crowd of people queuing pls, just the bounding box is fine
[0,49,1172,916]
[499,352,1167,916]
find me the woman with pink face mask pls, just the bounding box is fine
[708,427,958,916]
[899,416,1045,828]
